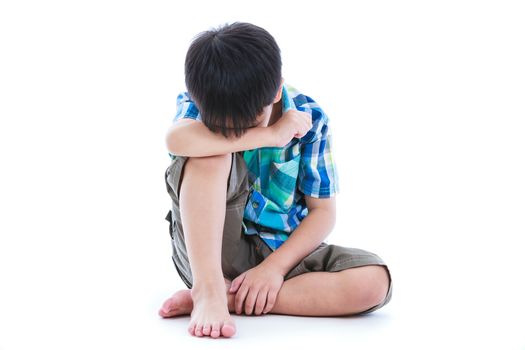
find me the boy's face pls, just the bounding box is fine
[222,79,284,133]
[222,105,271,131]
[252,79,285,128]
[253,105,273,128]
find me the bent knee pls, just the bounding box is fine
[185,153,232,172]
[353,265,391,311]
[368,266,390,307]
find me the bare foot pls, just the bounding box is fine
[158,289,193,317]
[189,287,235,338]
[158,279,235,317]
[158,279,237,338]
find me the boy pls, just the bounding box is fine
[160,22,392,339]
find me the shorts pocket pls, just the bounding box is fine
[164,156,188,202]
[164,210,174,239]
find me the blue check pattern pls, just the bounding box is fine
[168,83,340,251]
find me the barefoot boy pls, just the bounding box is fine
[160,22,392,338]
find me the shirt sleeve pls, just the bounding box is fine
[297,114,340,198]
[172,92,202,123]
[168,92,203,160]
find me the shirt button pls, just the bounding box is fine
[252,201,259,209]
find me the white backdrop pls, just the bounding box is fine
[0,1,524,349]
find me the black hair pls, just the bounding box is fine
[184,22,282,138]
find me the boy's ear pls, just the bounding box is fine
[272,78,284,103]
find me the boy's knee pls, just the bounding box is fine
[169,153,246,202]
[177,154,233,196]
[367,266,390,307]
[342,265,390,314]
[358,265,391,313]
[185,153,233,172]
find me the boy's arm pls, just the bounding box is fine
[258,195,337,276]
[165,119,273,157]
[260,117,339,275]
[165,110,312,157]
[229,195,336,315]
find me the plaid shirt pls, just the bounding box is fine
[168,83,340,251]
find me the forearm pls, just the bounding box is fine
[259,208,336,276]
[165,119,274,157]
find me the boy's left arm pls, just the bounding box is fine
[229,195,336,315]
[259,195,337,276]
[229,105,338,315]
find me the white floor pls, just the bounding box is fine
[0,212,523,349]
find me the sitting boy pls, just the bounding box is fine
[159,22,392,339]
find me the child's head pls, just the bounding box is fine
[184,22,283,138]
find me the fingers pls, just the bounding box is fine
[244,288,260,315]
[230,273,246,293]
[303,114,312,133]
[234,283,262,315]
[254,287,269,315]
[235,283,249,315]
[230,269,281,316]
[263,289,278,314]
[296,112,312,138]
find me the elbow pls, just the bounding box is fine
[165,119,201,156]
[165,126,184,156]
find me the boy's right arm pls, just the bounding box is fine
[165,110,312,157]
[165,119,274,157]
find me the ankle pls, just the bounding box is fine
[191,279,227,299]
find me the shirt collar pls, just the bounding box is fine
[281,83,296,113]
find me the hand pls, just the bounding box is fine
[229,264,284,315]
[268,110,312,147]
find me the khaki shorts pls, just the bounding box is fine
[164,152,393,314]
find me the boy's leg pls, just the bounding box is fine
[165,153,241,338]
[182,154,234,337]
[165,152,252,288]
[162,151,256,338]
[162,154,392,318]
[235,237,393,317]
[178,154,230,287]
[164,236,392,318]
[264,265,390,316]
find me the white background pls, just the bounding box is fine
[1,0,524,349]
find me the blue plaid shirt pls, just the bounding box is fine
[169,83,340,251]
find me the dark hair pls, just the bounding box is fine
[184,22,282,138]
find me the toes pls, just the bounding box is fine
[202,324,212,336]
[158,307,170,318]
[187,322,196,336]
[221,322,236,338]
[194,324,204,337]
[158,306,176,318]
[159,306,171,316]
[210,322,221,338]
[159,296,179,317]
[161,298,174,312]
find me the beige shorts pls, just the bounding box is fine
[164,152,393,314]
